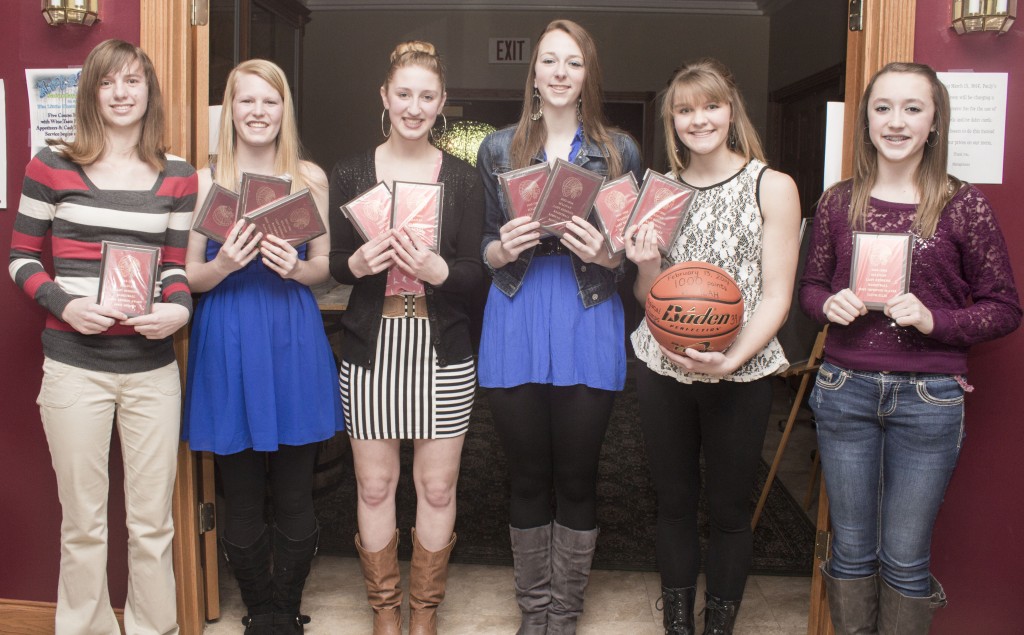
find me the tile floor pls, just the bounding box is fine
[204,381,822,634]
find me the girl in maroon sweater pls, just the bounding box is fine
[799,62,1020,635]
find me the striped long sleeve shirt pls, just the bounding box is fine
[9,146,197,373]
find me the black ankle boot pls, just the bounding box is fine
[702,592,741,635]
[271,524,319,634]
[222,526,274,632]
[658,586,696,635]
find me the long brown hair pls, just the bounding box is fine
[214,59,308,192]
[850,62,959,239]
[661,58,764,177]
[58,39,166,171]
[509,19,624,178]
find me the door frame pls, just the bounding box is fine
[807,2,916,634]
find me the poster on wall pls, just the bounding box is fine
[25,68,81,158]
[1,79,7,209]
[937,72,1008,185]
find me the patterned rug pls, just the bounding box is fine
[313,364,815,576]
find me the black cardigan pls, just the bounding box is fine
[328,148,485,368]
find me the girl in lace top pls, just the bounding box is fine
[625,58,800,634]
[799,63,1020,634]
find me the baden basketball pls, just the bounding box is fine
[645,261,744,353]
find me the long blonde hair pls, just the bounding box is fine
[58,39,166,171]
[849,62,959,239]
[383,40,446,92]
[214,59,307,192]
[661,58,764,177]
[510,20,624,178]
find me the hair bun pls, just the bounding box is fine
[391,41,437,63]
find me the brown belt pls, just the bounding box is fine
[382,294,429,318]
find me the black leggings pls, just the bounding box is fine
[216,443,319,546]
[487,383,615,531]
[636,366,772,601]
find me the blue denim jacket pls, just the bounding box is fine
[477,126,643,308]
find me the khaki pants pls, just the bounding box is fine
[38,357,181,635]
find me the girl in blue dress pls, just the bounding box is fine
[182,59,343,634]
[476,19,642,634]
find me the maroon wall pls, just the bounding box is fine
[914,10,1024,635]
[0,3,140,603]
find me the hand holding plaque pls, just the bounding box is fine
[243,189,327,247]
[191,184,240,243]
[531,159,605,238]
[97,241,161,317]
[341,182,393,243]
[593,173,639,257]
[849,232,913,310]
[499,163,550,221]
[624,170,695,255]
[392,181,443,252]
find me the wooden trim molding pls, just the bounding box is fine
[0,600,123,634]
[841,0,916,177]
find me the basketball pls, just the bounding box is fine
[645,261,745,354]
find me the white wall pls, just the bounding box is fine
[301,9,770,171]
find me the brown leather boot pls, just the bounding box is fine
[408,528,457,635]
[354,530,403,635]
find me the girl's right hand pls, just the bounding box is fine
[214,219,263,273]
[624,223,661,272]
[491,217,541,268]
[349,230,396,278]
[824,288,867,325]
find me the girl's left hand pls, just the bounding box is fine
[884,293,934,334]
[260,234,302,279]
[391,229,449,286]
[123,303,190,340]
[561,216,607,264]
[659,344,737,378]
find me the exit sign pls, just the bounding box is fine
[489,38,531,64]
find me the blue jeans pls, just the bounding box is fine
[810,361,964,597]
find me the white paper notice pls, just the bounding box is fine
[25,68,81,157]
[1,79,7,209]
[823,101,845,191]
[938,72,1007,184]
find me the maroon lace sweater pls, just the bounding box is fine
[799,180,1021,375]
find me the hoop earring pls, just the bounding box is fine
[530,88,543,122]
[926,129,940,148]
[727,125,737,150]
[381,109,392,138]
[576,98,583,123]
[430,113,448,143]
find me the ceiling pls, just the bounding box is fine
[303,0,795,16]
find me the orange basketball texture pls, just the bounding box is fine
[645,262,745,353]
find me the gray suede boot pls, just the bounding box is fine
[510,523,552,635]
[877,576,946,635]
[547,522,599,635]
[821,561,879,634]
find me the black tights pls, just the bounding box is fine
[487,383,615,531]
[216,443,319,546]
[636,366,772,601]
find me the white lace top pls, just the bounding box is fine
[631,160,789,383]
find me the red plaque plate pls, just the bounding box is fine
[239,172,292,215]
[244,188,326,247]
[499,163,550,221]
[341,181,393,243]
[625,169,696,255]
[191,183,240,243]
[391,181,443,252]
[850,231,913,310]
[593,172,639,256]
[531,158,604,238]
[96,241,160,317]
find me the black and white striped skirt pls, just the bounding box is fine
[340,317,476,440]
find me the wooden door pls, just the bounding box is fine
[140,1,215,632]
[806,1,917,633]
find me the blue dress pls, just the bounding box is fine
[182,241,344,455]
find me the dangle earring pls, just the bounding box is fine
[926,129,940,148]
[576,98,583,123]
[430,113,448,143]
[530,87,543,121]
[727,124,737,150]
[381,109,392,138]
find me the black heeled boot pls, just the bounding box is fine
[222,526,274,634]
[271,524,319,634]
[658,586,696,635]
[702,592,741,635]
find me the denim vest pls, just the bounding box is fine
[477,126,643,308]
